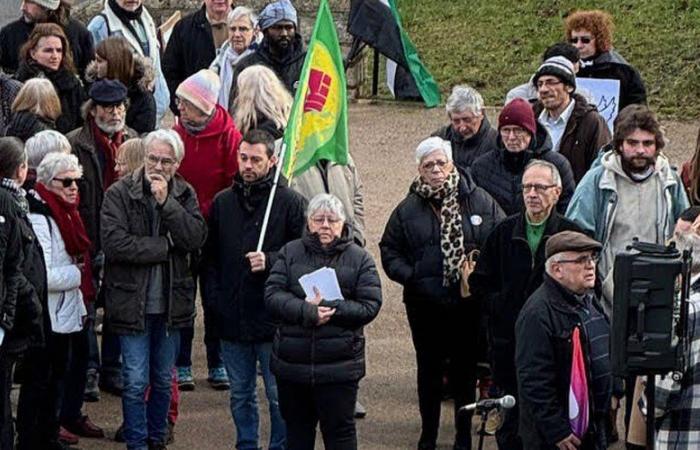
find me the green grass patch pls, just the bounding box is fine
[390,0,700,118]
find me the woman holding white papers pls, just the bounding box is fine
[265,193,382,450]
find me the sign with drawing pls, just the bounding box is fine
[576,78,620,133]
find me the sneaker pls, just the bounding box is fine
[177,366,195,391]
[354,400,367,419]
[84,368,100,402]
[207,366,230,390]
[58,426,79,445]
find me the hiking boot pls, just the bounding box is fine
[177,366,195,391]
[207,366,229,390]
[84,368,100,402]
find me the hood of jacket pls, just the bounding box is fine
[496,120,553,157]
[599,149,674,188]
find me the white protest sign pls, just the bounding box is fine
[576,78,620,134]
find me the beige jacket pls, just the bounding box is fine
[289,155,366,246]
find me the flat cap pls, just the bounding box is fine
[89,79,128,105]
[545,230,602,259]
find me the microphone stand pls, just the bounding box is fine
[476,407,489,450]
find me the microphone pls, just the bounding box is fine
[460,395,516,412]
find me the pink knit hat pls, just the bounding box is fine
[175,69,221,115]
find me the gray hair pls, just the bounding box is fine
[25,130,71,168]
[675,230,700,273]
[36,152,82,185]
[523,159,562,188]
[306,193,347,222]
[228,6,257,28]
[143,129,185,162]
[446,85,484,116]
[415,136,452,163]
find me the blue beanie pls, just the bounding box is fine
[258,0,298,30]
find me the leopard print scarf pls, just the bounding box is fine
[411,168,466,286]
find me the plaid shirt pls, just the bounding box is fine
[653,277,700,450]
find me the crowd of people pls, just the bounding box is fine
[0,1,697,450]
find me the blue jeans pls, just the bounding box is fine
[120,315,179,450]
[220,340,286,450]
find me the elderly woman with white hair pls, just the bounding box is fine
[265,193,382,450]
[23,129,72,190]
[210,6,260,109]
[380,136,505,450]
[431,84,498,174]
[101,129,206,450]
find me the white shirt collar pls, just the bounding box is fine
[539,98,576,125]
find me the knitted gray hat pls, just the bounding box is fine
[533,56,576,90]
[29,0,61,11]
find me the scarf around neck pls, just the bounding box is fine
[411,167,466,286]
[0,178,29,216]
[35,183,95,303]
[91,118,124,189]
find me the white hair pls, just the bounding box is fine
[143,129,185,162]
[523,159,562,188]
[306,193,346,222]
[415,136,452,163]
[25,130,71,168]
[446,85,484,116]
[228,6,257,28]
[36,152,82,185]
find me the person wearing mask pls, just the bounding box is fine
[87,0,170,124]
[100,129,206,450]
[265,193,382,450]
[380,137,505,450]
[4,78,60,142]
[229,0,306,103]
[203,129,307,450]
[162,0,231,114]
[210,6,259,110]
[0,0,94,77]
[88,36,156,134]
[14,23,86,133]
[27,152,91,448]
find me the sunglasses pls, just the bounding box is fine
[53,177,82,188]
[569,36,592,44]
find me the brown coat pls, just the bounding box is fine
[534,94,611,183]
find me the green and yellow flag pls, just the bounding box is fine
[282,0,348,179]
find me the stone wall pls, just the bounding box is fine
[70,0,367,97]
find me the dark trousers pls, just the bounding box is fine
[86,303,99,371]
[278,380,358,450]
[406,301,478,448]
[0,355,15,450]
[176,279,221,370]
[60,326,89,423]
[16,332,70,450]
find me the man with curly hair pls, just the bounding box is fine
[564,9,647,110]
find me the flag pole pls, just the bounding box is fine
[256,141,288,252]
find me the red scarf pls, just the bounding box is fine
[91,119,124,189]
[35,183,95,304]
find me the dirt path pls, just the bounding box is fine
[78,103,699,450]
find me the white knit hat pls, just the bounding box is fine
[31,0,61,11]
[175,69,221,116]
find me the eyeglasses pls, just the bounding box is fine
[522,183,556,193]
[536,79,564,89]
[420,160,449,171]
[555,254,599,265]
[145,154,175,167]
[500,127,528,137]
[310,216,342,226]
[52,176,82,188]
[569,36,592,44]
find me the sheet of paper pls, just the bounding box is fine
[299,267,344,301]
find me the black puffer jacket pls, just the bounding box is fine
[13,61,86,134]
[0,17,94,78]
[379,171,505,306]
[578,49,646,110]
[265,229,382,385]
[468,212,582,390]
[4,111,55,142]
[202,172,307,342]
[431,116,498,174]
[161,5,217,114]
[229,34,306,104]
[515,275,610,450]
[470,123,575,216]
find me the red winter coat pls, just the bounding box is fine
[174,105,242,219]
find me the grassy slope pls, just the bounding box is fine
[394,0,700,118]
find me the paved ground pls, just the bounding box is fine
[76,103,699,449]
